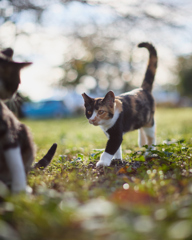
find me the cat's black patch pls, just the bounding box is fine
[94,99,103,110]
[106,116,123,155]
[0,119,8,136]
[3,142,18,150]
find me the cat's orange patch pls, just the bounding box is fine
[95,97,103,101]
[115,99,123,113]
[98,105,113,120]
[130,97,137,111]
[128,95,138,116]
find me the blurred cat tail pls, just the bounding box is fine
[33,143,57,170]
[138,42,158,92]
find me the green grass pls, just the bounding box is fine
[1,108,192,240]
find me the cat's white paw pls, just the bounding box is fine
[96,159,112,167]
[113,146,122,160]
[96,152,113,167]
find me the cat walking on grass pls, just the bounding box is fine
[82,42,157,167]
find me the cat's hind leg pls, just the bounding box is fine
[143,123,156,149]
[4,146,27,193]
[143,123,156,157]
[138,128,147,147]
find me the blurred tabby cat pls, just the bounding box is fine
[82,42,157,167]
[0,48,57,193]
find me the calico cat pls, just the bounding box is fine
[82,42,157,167]
[0,48,57,193]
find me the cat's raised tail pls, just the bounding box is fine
[138,42,158,92]
[33,143,57,170]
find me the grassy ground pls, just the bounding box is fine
[1,108,192,240]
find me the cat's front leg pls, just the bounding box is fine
[113,145,122,160]
[4,146,27,193]
[96,152,113,167]
[96,133,123,167]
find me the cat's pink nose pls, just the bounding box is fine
[89,118,96,124]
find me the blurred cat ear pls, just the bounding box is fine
[103,91,115,108]
[1,48,14,58]
[16,62,32,69]
[3,61,32,70]
[82,93,93,103]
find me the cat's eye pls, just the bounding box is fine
[87,111,92,115]
[98,110,104,115]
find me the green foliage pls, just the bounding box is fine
[1,108,192,239]
[177,55,192,97]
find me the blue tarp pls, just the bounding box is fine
[22,100,71,119]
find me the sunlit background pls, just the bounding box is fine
[0,0,192,112]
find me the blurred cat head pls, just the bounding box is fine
[0,48,32,100]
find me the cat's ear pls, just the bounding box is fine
[103,91,115,108]
[82,93,93,104]
[16,62,32,70]
[1,48,14,58]
[5,61,32,69]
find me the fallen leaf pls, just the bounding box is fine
[117,166,137,175]
[110,188,157,205]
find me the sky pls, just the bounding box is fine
[0,1,116,101]
[0,0,192,101]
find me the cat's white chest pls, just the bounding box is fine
[100,127,109,138]
[100,125,109,133]
[99,109,120,134]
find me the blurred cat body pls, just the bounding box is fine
[0,48,57,193]
[82,42,157,167]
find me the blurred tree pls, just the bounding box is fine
[1,0,189,28]
[0,0,192,95]
[177,55,192,97]
[59,32,134,94]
